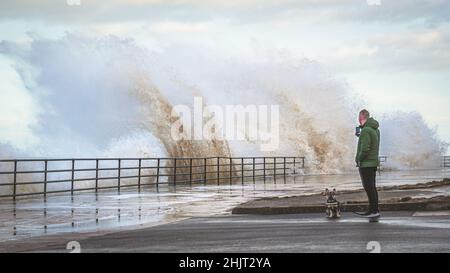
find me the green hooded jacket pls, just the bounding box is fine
[355,117,380,168]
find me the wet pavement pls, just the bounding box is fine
[0,169,449,246]
[1,212,450,253]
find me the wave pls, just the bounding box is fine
[0,33,446,185]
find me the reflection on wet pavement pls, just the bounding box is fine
[0,169,448,242]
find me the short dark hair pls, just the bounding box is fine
[359,109,370,119]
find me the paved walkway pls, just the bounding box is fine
[1,211,450,253]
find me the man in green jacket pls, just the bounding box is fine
[355,109,380,218]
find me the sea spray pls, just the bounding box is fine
[380,112,447,170]
[0,33,446,194]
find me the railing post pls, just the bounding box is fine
[283,157,286,182]
[241,158,244,185]
[13,160,17,201]
[173,158,177,186]
[263,157,266,183]
[189,158,193,185]
[252,157,255,184]
[217,157,220,185]
[204,158,207,184]
[44,160,48,199]
[378,157,382,175]
[229,158,232,185]
[138,159,142,191]
[118,159,121,193]
[71,159,75,195]
[273,157,276,183]
[293,157,296,175]
[95,159,99,193]
[302,157,305,168]
[156,158,160,188]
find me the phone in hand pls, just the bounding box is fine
[355,126,361,137]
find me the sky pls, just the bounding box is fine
[1,0,449,147]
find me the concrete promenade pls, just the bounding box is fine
[1,211,450,253]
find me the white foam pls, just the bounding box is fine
[0,34,447,196]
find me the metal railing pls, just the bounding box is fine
[378,156,387,174]
[0,156,305,200]
[378,156,450,169]
[443,156,450,168]
[379,155,387,167]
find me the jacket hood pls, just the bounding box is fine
[364,117,379,130]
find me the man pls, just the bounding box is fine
[355,109,380,218]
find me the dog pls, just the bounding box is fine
[323,188,341,219]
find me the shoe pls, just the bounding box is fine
[361,212,380,218]
[353,211,372,216]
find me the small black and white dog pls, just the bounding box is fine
[323,188,341,219]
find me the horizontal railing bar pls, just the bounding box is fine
[0,168,289,188]
[3,176,295,197]
[0,174,297,198]
[0,156,305,163]
[7,169,292,186]
[0,166,296,186]
[1,167,140,174]
[1,181,175,198]
[0,185,133,198]
[0,161,298,173]
[10,175,156,186]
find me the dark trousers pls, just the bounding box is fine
[359,167,379,213]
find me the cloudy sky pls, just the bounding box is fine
[1,0,450,146]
